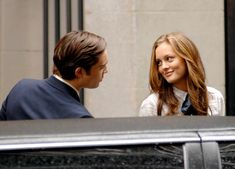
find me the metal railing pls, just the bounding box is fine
[43,0,84,104]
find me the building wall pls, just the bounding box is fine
[0,0,225,117]
[0,0,43,100]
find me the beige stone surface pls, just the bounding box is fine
[0,0,43,102]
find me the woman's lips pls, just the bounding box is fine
[164,71,173,77]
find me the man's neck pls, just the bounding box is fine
[53,74,80,96]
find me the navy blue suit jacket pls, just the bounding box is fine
[0,76,92,120]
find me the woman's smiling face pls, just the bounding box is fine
[155,42,187,91]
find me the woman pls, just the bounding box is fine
[139,32,225,116]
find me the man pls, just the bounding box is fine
[0,31,108,120]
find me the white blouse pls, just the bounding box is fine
[139,87,225,116]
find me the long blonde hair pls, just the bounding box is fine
[149,32,208,115]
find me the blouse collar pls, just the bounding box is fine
[173,86,188,101]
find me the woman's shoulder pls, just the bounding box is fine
[139,92,158,117]
[142,92,158,103]
[139,92,158,111]
[206,86,225,116]
[207,86,224,98]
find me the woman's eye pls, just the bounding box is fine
[156,60,162,66]
[167,56,174,62]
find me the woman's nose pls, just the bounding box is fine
[161,61,169,69]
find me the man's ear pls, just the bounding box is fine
[74,67,83,78]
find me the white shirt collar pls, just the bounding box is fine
[53,74,80,96]
[173,86,188,102]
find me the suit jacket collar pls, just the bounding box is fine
[45,76,80,102]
